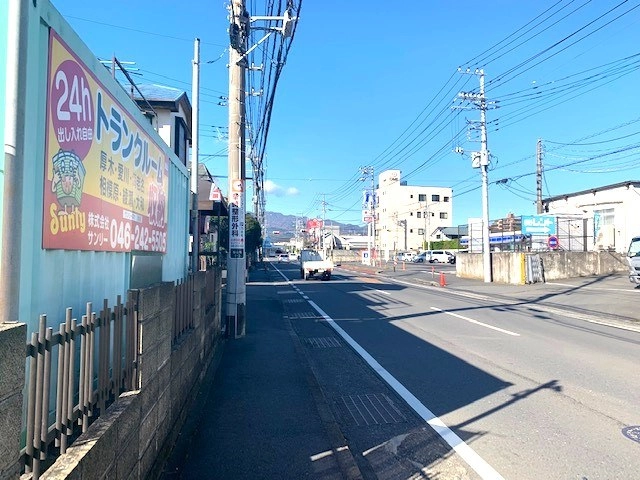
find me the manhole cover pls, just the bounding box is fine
[622,425,640,443]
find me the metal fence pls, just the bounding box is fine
[20,267,220,479]
[461,216,596,253]
[23,294,137,478]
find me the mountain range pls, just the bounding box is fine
[264,211,367,239]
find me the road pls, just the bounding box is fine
[271,259,640,480]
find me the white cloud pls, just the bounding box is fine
[264,179,282,195]
[264,180,299,197]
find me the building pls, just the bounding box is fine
[375,170,453,259]
[542,180,640,253]
[133,83,192,167]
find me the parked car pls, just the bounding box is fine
[396,251,416,262]
[426,250,456,263]
[412,252,429,263]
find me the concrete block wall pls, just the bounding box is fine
[40,269,223,480]
[0,323,26,480]
[457,251,628,283]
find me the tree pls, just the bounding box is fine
[213,213,263,254]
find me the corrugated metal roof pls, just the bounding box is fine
[543,180,640,203]
[134,83,186,102]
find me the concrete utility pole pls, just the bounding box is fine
[321,194,327,257]
[190,38,201,273]
[227,0,249,338]
[536,139,544,214]
[1,0,28,324]
[458,69,492,283]
[360,166,375,265]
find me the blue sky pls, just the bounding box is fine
[52,0,640,227]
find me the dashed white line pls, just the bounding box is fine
[429,307,521,336]
[363,286,391,295]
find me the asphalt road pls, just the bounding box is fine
[272,260,640,480]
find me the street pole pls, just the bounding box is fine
[479,70,492,283]
[190,38,200,273]
[227,0,248,338]
[457,68,492,282]
[536,139,543,214]
[0,0,28,324]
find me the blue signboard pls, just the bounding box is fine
[521,215,556,235]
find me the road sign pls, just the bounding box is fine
[547,235,559,250]
[522,215,556,235]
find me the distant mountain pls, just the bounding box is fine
[264,211,366,238]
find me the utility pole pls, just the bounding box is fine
[458,69,492,283]
[190,38,200,273]
[360,166,375,265]
[227,0,249,338]
[321,194,327,257]
[536,139,544,214]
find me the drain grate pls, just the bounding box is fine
[305,337,342,348]
[336,393,406,426]
[283,298,305,304]
[288,312,322,319]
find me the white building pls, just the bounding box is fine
[542,180,640,253]
[375,170,453,260]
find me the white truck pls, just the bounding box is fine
[300,249,333,281]
[627,236,640,285]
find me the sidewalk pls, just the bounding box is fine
[160,265,361,480]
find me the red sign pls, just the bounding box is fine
[307,218,322,230]
[209,184,222,201]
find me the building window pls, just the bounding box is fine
[417,212,422,218]
[418,228,424,235]
[436,234,442,239]
[410,194,413,198]
[174,117,188,166]
[444,196,450,202]
[409,229,414,233]
[440,212,448,219]
[410,212,413,216]
[431,194,440,202]
[418,194,426,202]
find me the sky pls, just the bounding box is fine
[51,0,640,228]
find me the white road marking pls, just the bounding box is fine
[272,266,505,480]
[429,307,521,336]
[363,286,391,295]
[546,282,635,293]
[307,299,505,480]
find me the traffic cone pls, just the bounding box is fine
[439,271,446,287]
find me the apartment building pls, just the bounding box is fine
[375,170,453,260]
